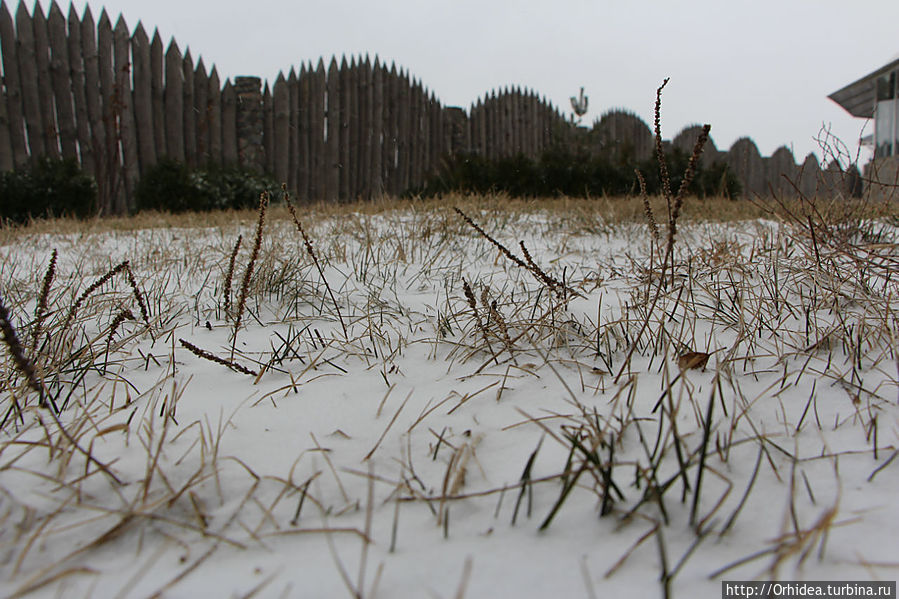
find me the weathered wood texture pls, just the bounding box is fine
[1,1,827,213]
[131,22,156,173]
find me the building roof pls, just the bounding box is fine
[829,54,899,118]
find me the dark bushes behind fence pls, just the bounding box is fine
[418,148,742,199]
[134,159,278,213]
[0,157,97,223]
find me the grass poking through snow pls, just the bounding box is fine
[0,186,898,597]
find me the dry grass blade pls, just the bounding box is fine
[282,185,348,339]
[364,389,412,461]
[690,386,716,528]
[454,207,529,270]
[453,556,474,599]
[605,524,659,578]
[9,567,99,599]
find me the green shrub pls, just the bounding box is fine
[415,147,740,199]
[134,158,207,213]
[194,163,280,211]
[0,157,97,223]
[135,159,278,213]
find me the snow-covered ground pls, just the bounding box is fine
[0,205,897,598]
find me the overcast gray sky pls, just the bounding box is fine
[36,0,899,164]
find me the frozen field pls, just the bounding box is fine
[0,201,897,598]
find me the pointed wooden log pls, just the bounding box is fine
[207,67,221,164]
[309,59,325,200]
[370,56,383,198]
[194,58,209,164]
[221,79,237,164]
[164,39,184,161]
[67,4,93,174]
[149,30,165,159]
[16,3,46,158]
[182,49,196,166]
[131,22,155,172]
[262,82,273,176]
[272,73,288,186]
[114,15,139,208]
[0,1,23,168]
[48,2,77,161]
[325,56,339,202]
[81,6,107,196]
[287,68,298,192]
[33,4,59,158]
[96,9,121,212]
[297,64,310,201]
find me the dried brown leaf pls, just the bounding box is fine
[677,351,710,371]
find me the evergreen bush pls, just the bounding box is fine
[416,147,741,199]
[135,159,278,213]
[0,157,97,223]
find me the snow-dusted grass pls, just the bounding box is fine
[0,198,897,598]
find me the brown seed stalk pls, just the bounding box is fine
[456,207,574,299]
[668,124,711,249]
[232,192,268,345]
[64,260,130,332]
[463,280,497,362]
[455,207,529,271]
[223,234,243,315]
[614,81,712,384]
[654,78,673,210]
[30,248,58,354]
[180,338,258,376]
[519,240,570,299]
[636,170,660,244]
[0,293,53,411]
[123,262,151,327]
[482,288,517,365]
[106,308,135,349]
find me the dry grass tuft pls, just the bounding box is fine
[454,206,574,299]
[283,185,348,339]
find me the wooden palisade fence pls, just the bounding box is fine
[0,1,857,214]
